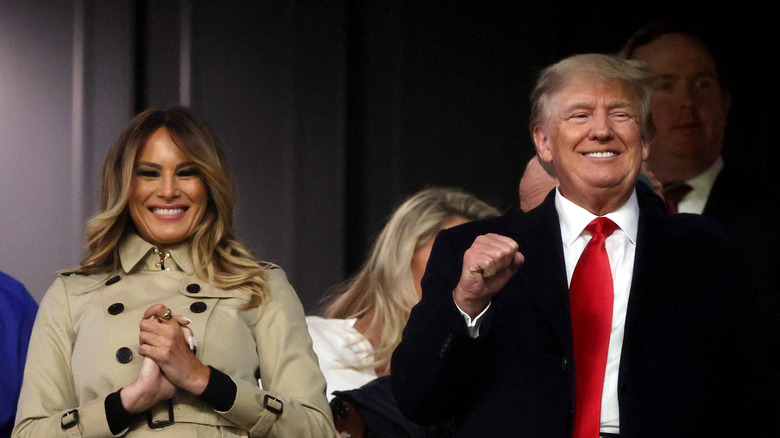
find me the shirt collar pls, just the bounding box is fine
[555,186,640,247]
[685,155,723,198]
[119,231,195,274]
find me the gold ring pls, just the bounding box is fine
[161,308,173,321]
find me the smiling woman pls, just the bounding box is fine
[12,107,336,437]
[128,127,209,246]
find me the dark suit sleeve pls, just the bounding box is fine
[391,227,486,425]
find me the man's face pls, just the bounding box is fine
[533,76,648,213]
[631,33,730,178]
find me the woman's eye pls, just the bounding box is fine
[136,169,159,178]
[177,168,200,177]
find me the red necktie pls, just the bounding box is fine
[570,217,618,438]
[662,181,692,216]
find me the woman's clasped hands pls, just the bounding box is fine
[120,303,210,414]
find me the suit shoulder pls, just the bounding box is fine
[442,214,519,240]
[668,213,731,244]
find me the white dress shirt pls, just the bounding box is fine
[676,156,723,214]
[556,188,639,434]
[459,187,640,434]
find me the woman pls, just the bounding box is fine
[306,187,499,398]
[13,107,336,437]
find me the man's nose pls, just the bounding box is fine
[589,112,612,140]
[676,83,696,107]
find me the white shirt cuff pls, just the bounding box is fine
[456,301,491,338]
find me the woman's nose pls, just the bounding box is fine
[158,175,179,199]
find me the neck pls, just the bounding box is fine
[648,152,720,185]
[354,308,379,348]
[559,187,632,217]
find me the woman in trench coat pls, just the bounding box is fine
[13,107,336,437]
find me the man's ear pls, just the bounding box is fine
[533,125,553,163]
[641,138,650,162]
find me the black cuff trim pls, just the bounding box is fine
[105,390,135,434]
[198,366,237,412]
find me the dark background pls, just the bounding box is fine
[132,0,778,310]
[1,1,772,311]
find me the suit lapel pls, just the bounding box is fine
[625,183,671,327]
[507,191,574,360]
[619,183,673,395]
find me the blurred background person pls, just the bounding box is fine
[307,187,499,437]
[518,155,558,213]
[13,107,335,437]
[621,20,732,215]
[622,20,777,295]
[0,271,37,438]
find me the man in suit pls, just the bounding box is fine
[621,21,778,295]
[391,54,773,437]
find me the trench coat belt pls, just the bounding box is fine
[136,399,239,429]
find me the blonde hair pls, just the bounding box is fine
[322,187,500,373]
[529,53,656,140]
[74,107,268,304]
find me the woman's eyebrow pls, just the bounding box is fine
[135,161,162,169]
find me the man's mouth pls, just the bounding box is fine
[582,151,618,158]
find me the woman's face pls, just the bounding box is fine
[128,127,208,246]
[411,215,470,298]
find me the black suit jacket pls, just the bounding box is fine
[392,183,775,437]
[703,166,779,297]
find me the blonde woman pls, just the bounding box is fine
[14,107,335,437]
[306,187,499,398]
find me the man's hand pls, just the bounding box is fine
[453,233,524,318]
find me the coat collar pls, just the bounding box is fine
[119,231,195,275]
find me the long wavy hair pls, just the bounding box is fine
[74,107,268,304]
[322,187,500,373]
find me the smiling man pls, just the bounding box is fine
[391,54,773,437]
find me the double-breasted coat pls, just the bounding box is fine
[13,232,336,437]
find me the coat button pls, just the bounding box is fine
[105,275,121,286]
[190,301,207,313]
[116,347,133,364]
[107,303,124,315]
[561,358,569,371]
[186,283,201,294]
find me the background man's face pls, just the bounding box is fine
[631,33,730,178]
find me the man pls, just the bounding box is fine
[391,54,773,437]
[621,21,777,294]
[0,271,37,438]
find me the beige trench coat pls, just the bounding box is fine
[13,232,336,437]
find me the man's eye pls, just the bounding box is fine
[654,80,673,92]
[692,77,715,90]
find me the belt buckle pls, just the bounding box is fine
[146,399,175,429]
